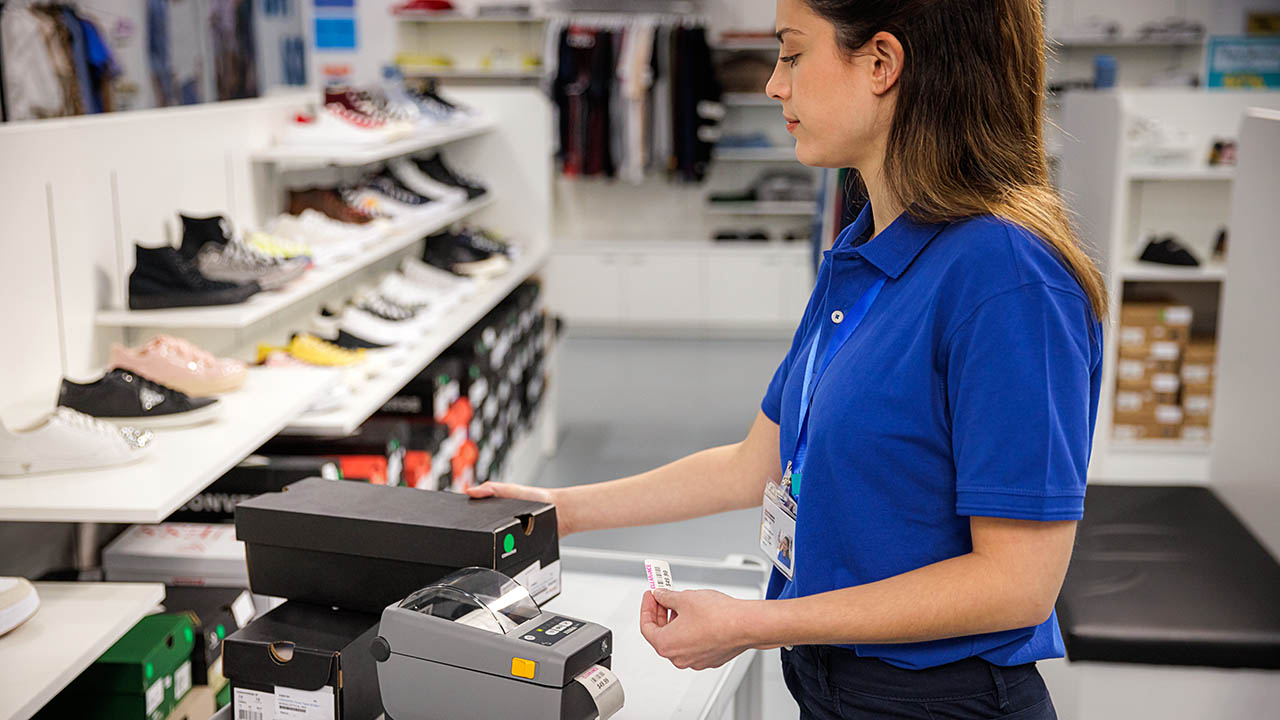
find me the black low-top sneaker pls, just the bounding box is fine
[422,231,511,279]
[128,245,260,310]
[1139,235,1200,267]
[456,227,514,257]
[58,369,221,428]
[414,153,488,199]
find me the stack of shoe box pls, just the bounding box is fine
[1180,338,1217,442]
[1113,301,1193,440]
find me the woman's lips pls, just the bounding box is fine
[785,117,799,132]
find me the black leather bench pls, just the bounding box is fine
[1057,485,1280,669]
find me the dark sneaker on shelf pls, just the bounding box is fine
[455,227,514,257]
[179,213,232,259]
[1139,235,1200,266]
[58,368,221,428]
[128,245,260,310]
[422,230,511,279]
[333,329,390,350]
[413,153,488,199]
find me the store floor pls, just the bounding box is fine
[532,333,799,717]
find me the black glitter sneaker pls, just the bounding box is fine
[58,368,221,428]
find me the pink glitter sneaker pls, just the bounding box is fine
[110,335,247,397]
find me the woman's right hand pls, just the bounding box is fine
[465,482,576,536]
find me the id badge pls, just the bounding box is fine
[760,479,798,579]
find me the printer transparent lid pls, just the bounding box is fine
[399,567,541,635]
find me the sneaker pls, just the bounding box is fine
[288,188,377,225]
[354,174,443,219]
[244,230,312,262]
[196,239,308,291]
[388,157,469,206]
[413,153,488,199]
[422,230,511,279]
[277,107,393,147]
[0,407,153,476]
[268,210,383,266]
[0,578,39,636]
[378,272,459,311]
[110,335,248,397]
[58,369,221,428]
[331,304,424,346]
[324,86,414,139]
[257,333,366,368]
[181,213,312,265]
[401,256,477,296]
[353,288,420,322]
[128,246,260,310]
[1139,235,1200,266]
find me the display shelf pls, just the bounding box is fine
[0,582,166,720]
[96,197,494,330]
[1091,440,1212,485]
[558,238,811,256]
[713,147,797,162]
[705,201,817,216]
[1120,261,1226,282]
[0,367,338,523]
[712,38,777,51]
[399,66,543,81]
[1128,166,1236,182]
[1050,35,1204,48]
[722,92,775,106]
[250,116,495,169]
[282,246,550,435]
[393,10,544,22]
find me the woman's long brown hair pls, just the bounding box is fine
[805,0,1108,319]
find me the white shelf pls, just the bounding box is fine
[1128,166,1236,181]
[712,39,776,51]
[96,197,494,330]
[714,147,797,162]
[0,582,166,720]
[399,66,543,81]
[251,116,495,169]
[1050,35,1203,48]
[0,367,338,523]
[393,10,543,22]
[722,93,774,107]
[557,239,810,257]
[706,201,817,217]
[282,246,550,436]
[1120,261,1226,282]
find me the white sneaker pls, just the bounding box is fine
[276,106,398,147]
[0,578,39,636]
[0,408,153,476]
[388,158,469,206]
[401,257,477,297]
[338,305,425,346]
[379,272,460,312]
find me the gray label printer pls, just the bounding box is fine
[371,567,624,720]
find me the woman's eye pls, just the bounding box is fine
[779,54,799,66]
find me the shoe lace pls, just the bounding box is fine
[370,176,424,205]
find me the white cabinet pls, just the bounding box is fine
[778,250,816,319]
[546,253,623,323]
[705,254,785,325]
[619,253,704,326]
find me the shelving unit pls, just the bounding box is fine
[251,116,495,169]
[713,147,797,162]
[722,92,774,107]
[283,247,551,436]
[0,582,166,720]
[1128,166,1236,182]
[399,67,543,82]
[0,367,338,523]
[706,201,817,216]
[393,11,543,23]
[1119,261,1226,282]
[1050,35,1205,49]
[711,38,776,52]
[96,197,494,330]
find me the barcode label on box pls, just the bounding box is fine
[235,688,276,720]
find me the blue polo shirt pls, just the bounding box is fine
[762,204,1102,670]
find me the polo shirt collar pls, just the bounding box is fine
[834,202,948,279]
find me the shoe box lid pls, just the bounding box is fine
[161,586,258,684]
[103,523,247,584]
[66,613,196,697]
[234,478,559,609]
[166,455,343,523]
[222,602,383,720]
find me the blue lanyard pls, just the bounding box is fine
[784,275,886,499]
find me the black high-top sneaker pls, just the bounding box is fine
[179,214,232,260]
[413,153,488,199]
[128,245,260,309]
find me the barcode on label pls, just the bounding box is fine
[238,711,263,720]
[644,559,673,590]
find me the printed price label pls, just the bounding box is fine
[235,688,275,720]
[574,664,625,720]
[644,559,673,591]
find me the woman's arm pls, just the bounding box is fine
[641,516,1076,669]
[466,410,780,535]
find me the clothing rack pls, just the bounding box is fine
[549,12,709,28]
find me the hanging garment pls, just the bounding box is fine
[649,26,673,173]
[79,15,120,113]
[61,7,95,114]
[32,5,83,115]
[618,19,655,183]
[1,6,67,119]
[672,26,722,182]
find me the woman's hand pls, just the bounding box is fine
[464,482,576,536]
[639,589,758,670]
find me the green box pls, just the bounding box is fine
[41,613,196,720]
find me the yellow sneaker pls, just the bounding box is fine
[245,231,311,261]
[284,334,366,367]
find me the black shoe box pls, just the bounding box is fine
[259,418,411,486]
[235,477,560,612]
[382,356,465,422]
[167,456,341,523]
[161,586,257,686]
[223,602,382,720]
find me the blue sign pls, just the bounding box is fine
[1207,36,1280,88]
[315,17,357,50]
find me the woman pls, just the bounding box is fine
[469,0,1104,717]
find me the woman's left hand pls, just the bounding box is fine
[639,589,758,670]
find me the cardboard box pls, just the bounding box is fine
[161,586,258,687]
[1182,424,1212,443]
[1114,404,1183,428]
[167,456,341,523]
[165,685,216,720]
[223,603,382,720]
[1115,388,1180,412]
[1114,422,1182,441]
[1184,338,1217,363]
[259,417,411,486]
[105,524,249,588]
[1183,393,1214,420]
[1117,339,1182,366]
[43,614,195,720]
[1120,302,1193,328]
[235,478,561,612]
[1117,323,1190,348]
[1116,371,1181,394]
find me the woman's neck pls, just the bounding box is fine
[856,152,904,239]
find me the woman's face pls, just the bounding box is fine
[766,0,890,169]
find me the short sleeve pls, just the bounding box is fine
[947,283,1097,521]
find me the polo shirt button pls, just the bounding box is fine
[831,310,844,324]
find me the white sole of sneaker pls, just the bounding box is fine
[96,402,222,429]
[0,581,39,636]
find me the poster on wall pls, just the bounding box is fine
[1206,36,1280,88]
[311,0,357,85]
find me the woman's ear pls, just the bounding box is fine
[867,31,904,95]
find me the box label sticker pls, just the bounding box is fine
[275,685,335,720]
[145,678,164,715]
[527,559,561,605]
[174,660,192,701]
[644,559,673,590]
[231,590,257,628]
[235,688,276,720]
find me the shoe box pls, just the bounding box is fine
[1113,301,1194,441]
[223,602,383,720]
[104,523,250,588]
[234,477,561,612]
[39,613,196,720]
[1181,338,1218,442]
[259,416,413,486]
[166,455,342,523]
[160,586,259,688]
[164,684,216,720]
